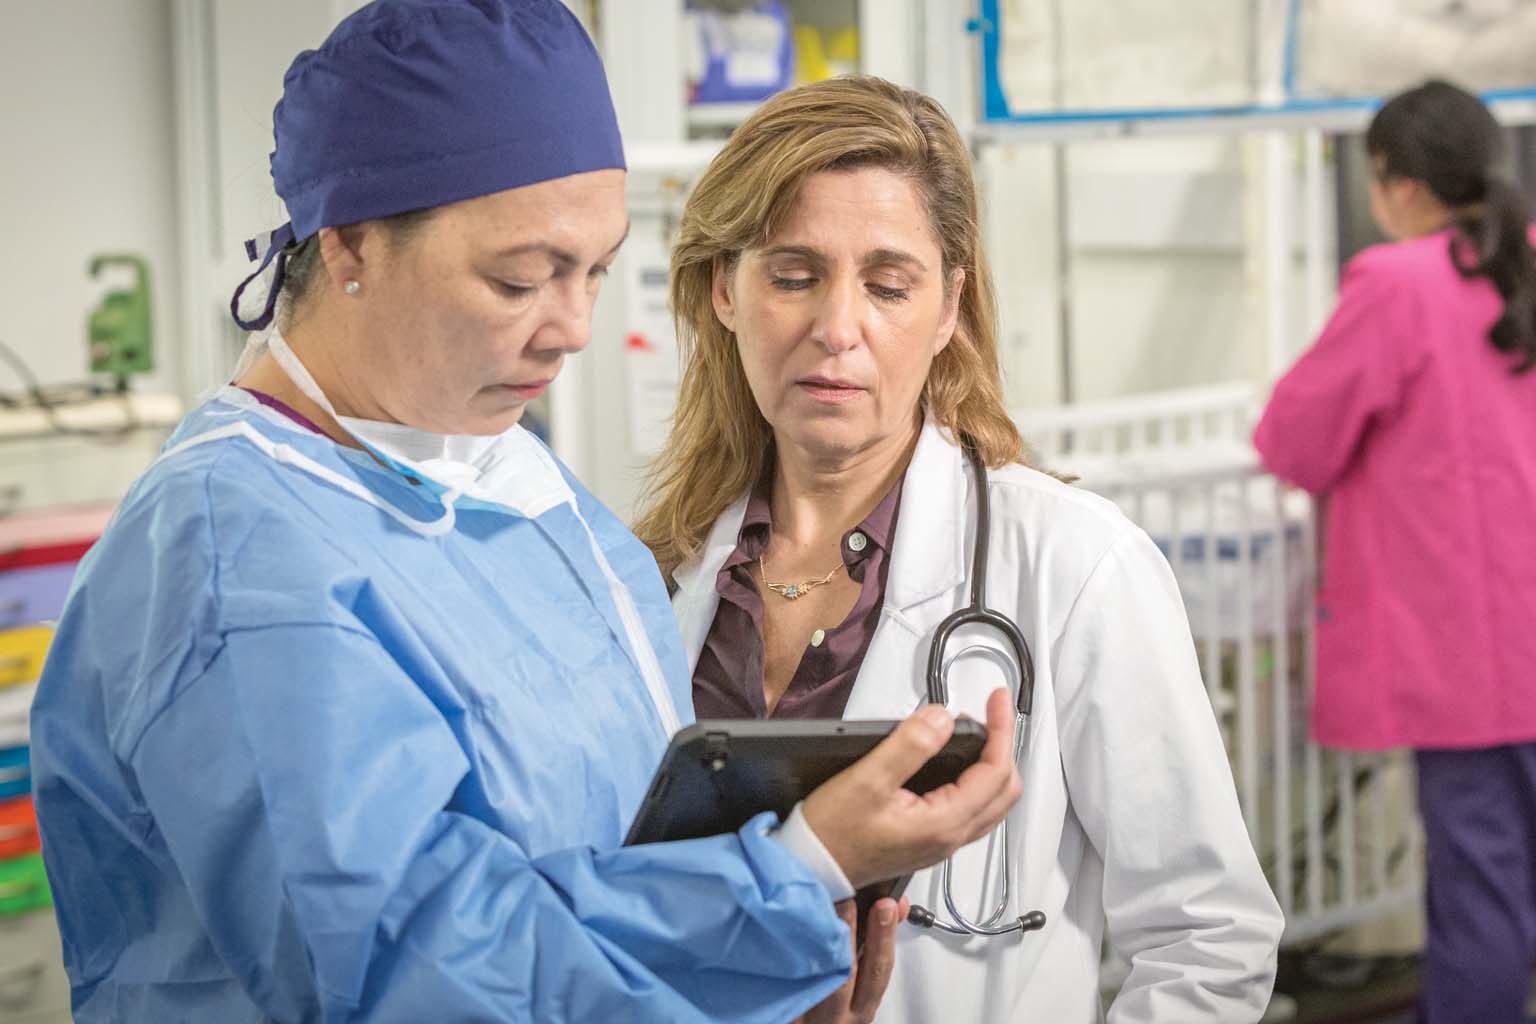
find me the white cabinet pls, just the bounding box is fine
[171,0,370,401]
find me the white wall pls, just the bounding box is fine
[979,143,1064,411]
[1065,137,1261,401]
[174,0,365,397]
[984,136,1269,408]
[0,0,180,395]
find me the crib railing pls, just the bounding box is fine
[1100,463,1418,943]
[1017,387,1421,945]
[1014,381,1257,460]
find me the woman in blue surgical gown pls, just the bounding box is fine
[27,3,1021,1022]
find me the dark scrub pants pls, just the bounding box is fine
[1415,743,1536,1022]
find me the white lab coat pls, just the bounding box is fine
[671,420,1284,1023]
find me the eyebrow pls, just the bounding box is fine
[862,247,928,273]
[491,220,631,268]
[758,244,928,273]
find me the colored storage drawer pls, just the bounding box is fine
[0,628,50,688]
[0,749,28,802]
[0,682,32,750]
[0,564,75,632]
[0,799,38,861]
[0,856,49,917]
[0,503,112,554]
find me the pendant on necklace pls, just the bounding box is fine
[784,585,800,598]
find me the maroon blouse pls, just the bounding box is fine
[691,474,903,720]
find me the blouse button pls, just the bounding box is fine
[810,628,826,648]
[847,531,868,553]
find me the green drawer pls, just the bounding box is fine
[0,855,49,917]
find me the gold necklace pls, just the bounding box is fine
[759,553,844,601]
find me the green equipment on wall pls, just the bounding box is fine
[87,254,154,378]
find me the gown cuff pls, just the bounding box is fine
[769,801,855,901]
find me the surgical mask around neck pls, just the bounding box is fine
[336,416,502,479]
[257,329,571,518]
[262,331,494,490]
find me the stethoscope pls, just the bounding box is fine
[904,441,1049,939]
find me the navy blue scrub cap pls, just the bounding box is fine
[231,0,625,330]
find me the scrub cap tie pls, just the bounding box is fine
[231,0,625,330]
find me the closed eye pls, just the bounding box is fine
[869,284,909,301]
[492,279,535,298]
[772,276,816,291]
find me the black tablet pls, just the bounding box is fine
[624,718,987,941]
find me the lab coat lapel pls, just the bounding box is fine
[671,492,750,673]
[843,420,970,719]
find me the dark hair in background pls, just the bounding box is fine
[1367,80,1536,374]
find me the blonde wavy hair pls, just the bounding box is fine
[633,76,1029,581]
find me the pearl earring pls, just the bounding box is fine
[343,280,361,296]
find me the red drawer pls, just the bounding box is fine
[0,799,38,861]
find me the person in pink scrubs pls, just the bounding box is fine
[1255,80,1536,1023]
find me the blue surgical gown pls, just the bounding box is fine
[31,392,850,1022]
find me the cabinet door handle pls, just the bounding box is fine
[0,768,28,784]
[0,656,30,672]
[0,880,40,899]
[0,824,35,841]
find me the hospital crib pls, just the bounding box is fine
[1015,384,1422,948]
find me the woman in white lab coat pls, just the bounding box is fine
[633,76,1284,1023]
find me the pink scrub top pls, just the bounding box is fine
[1255,229,1536,751]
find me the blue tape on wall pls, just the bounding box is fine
[1282,0,1301,100]
[977,0,1010,122]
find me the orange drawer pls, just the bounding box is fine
[0,800,37,860]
